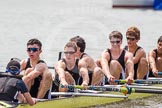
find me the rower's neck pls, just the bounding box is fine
[110,48,122,57]
[30,58,40,67]
[128,45,138,53]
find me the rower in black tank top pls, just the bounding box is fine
[124,46,142,79]
[24,58,49,99]
[107,49,126,79]
[63,58,80,84]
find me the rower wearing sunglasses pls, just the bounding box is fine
[55,41,80,92]
[0,59,36,105]
[99,31,134,84]
[21,38,53,99]
[124,26,149,79]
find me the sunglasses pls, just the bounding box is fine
[27,48,39,52]
[110,40,121,44]
[126,37,136,41]
[64,51,75,55]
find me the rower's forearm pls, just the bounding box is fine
[126,61,134,77]
[58,70,66,82]
[150,62,157,72]
[80,68,89,85]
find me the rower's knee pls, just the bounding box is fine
[140,57,148,64]
[94,67,102,74]
[110,60,120,67]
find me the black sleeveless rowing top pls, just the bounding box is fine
[153,49,158,60]
[24,58,48,98]
[107,49,126,79]
[80,53,86,59]
[124,46,142,79]
[24,58,45,70]
[107,49,126,70]
[62,58,80,84]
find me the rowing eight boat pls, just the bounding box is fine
[0,92,153,108]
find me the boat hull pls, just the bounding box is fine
[0,92,153,108]
[112,0,154,8]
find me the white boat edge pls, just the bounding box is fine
[112,0,154,8]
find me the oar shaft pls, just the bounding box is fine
[134,89,162,94]
[51,92,127,98]
[63,85,132,95]
[115,79,162,84]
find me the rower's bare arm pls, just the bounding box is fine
[78,59,89,86]
[100,50,111,78]
[25,63,45,81]
[55,61,66,82]
[148,50,158,72]
[133,48,146,64]
[125,52,134,79]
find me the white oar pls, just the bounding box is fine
[51,92,127,98]
[76,89,103,94]
[148,77,162,80]
[34,98,48,102]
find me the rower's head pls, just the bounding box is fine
[6,58,20,75]
[26,38,42,58]
[109,31,123,45]
[70,36,86,53]
[157,36,162,50]
[63,41,77,60]
[27,38,42,51]
[157,36,162,43]
[126,26,140,40]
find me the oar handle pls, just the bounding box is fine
[158,72,162,75]
[115,80,127,83]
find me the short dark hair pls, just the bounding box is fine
[109,31,123,40]
[27,38,42,50]
[70,36,86,52]
[64,41,77,52]
[157,36,162,43]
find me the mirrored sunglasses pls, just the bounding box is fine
[27,48,39,52]
[110,40,121,44]
[64,51,75,55]
[126,37,135,41]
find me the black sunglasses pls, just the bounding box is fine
[126,37,135,41]
[110,40,121,44]
[64,51,75,55]
[27,48,39,52]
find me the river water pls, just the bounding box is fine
[0,0,162,107]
